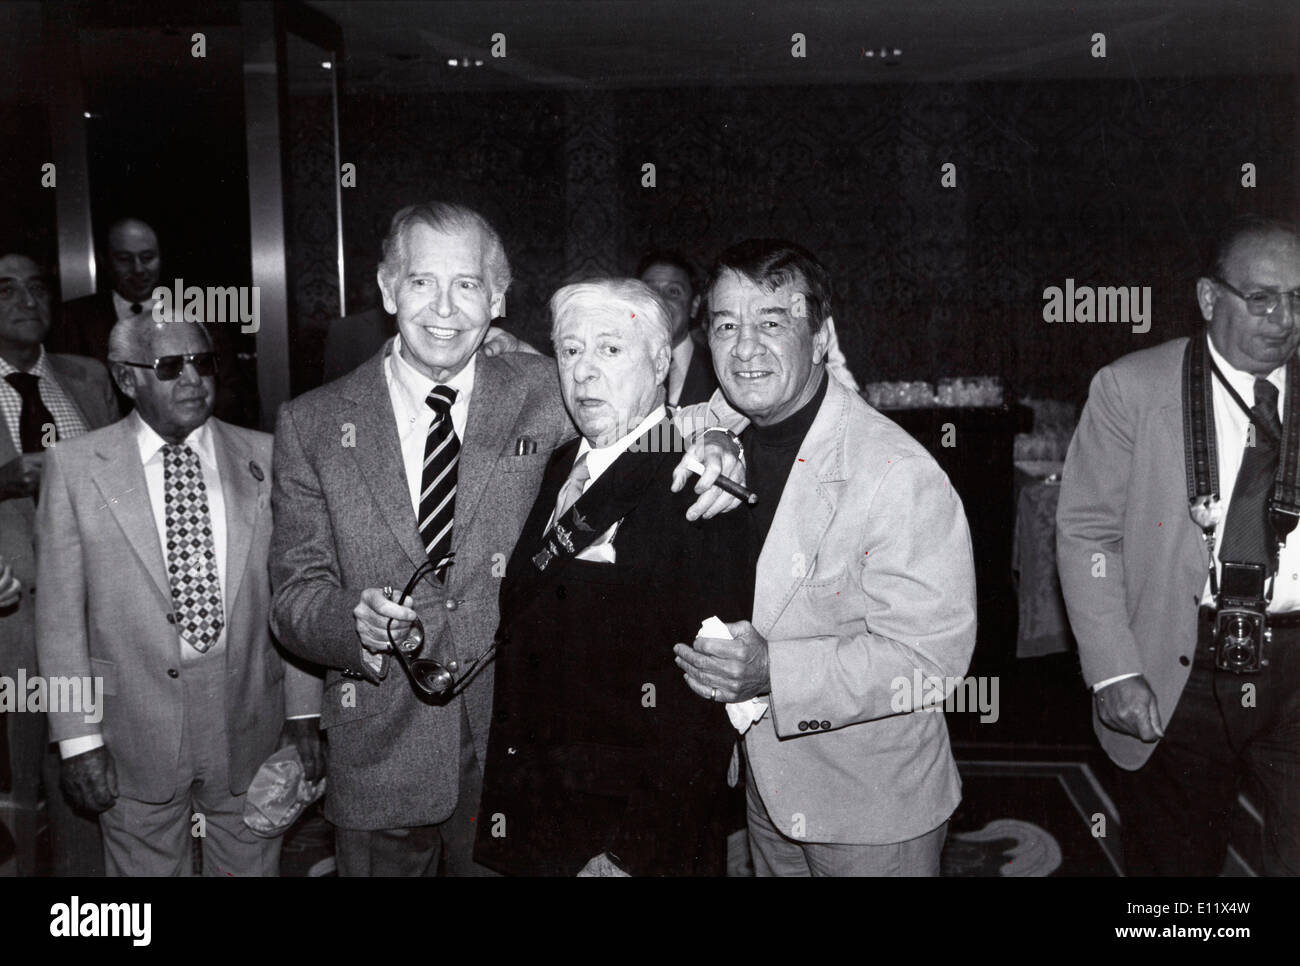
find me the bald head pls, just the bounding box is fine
[106,218,161,302]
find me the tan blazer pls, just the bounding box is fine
[1056,337,1208,770]
[34,416,322,801]
[698,376,978,844]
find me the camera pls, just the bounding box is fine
[1213,562,1270,674]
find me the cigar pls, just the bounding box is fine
[682,456,758,504]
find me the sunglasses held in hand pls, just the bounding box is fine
[119,352,218,381]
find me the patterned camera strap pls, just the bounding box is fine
[1181,335,1300,585]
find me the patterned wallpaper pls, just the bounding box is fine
[304,74,1294,399]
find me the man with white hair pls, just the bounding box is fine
[36,311,321,875]
[475,278,752,877]
[271,205,743,876]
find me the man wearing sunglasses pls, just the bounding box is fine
[34,311,322,876]
[269,202,745,877]
[1058,215,1300,875]
[1,250,117,876]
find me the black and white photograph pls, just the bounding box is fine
[0,0,1295,944]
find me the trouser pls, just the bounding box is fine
[745,767,947,876]
[1116,609,1300,876]
[334,700,495,876]
[100,649,278,876]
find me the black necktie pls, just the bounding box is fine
[1220,379,1282,572]
[4,371,56,453]
[418,386,459,579]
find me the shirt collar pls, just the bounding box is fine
[1206,332,1286,403]
[389,333,476,417]
[132,409,217,470]
[577,405,668,481]
[0,346,48,378]
[112,291,156,319]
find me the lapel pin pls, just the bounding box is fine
[249,460,264,482]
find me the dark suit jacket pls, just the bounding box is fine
[321,306,396,384]
[474,422,752,876]
[675,340,719,408]
[269,342,574,829]
[50,293,116,362]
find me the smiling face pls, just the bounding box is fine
[107,220,161,303]
[379,223,504,383]
[1199,230,1300,376]
[118,320,215,443]
[0,255,52,355]
[707,269,829,426]
[555,303,669,448]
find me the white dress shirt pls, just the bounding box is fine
[60,412,228,758]
[385,335,475,519]
[1094,334,1295,693]
[112,291,157,320]
[547,406,667,564]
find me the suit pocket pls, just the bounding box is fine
[319,672,387,730]
[500,452,549,474]
[90,657,118,696]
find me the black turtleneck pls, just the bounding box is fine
[742,371,828,559]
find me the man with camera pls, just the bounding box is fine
[1058,215,1300,876]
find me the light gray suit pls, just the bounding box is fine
[1056,337,1208,770]
[270,343,572,835]
[0,352,116,876]
[35,415,321,873]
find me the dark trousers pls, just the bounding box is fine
[1117,609,1300,876]
[334,701,495,876]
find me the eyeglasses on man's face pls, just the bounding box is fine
[119,352,217,381]
[1214,277,1300,318]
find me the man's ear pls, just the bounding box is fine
[1195,278,1218,323]
[377,269,398,315]
[654,343,671,384]
[812,315,833,365]
[110,363,138,400]
[490,292,506,319]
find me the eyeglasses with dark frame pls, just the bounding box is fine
[1213,277,1300,318]
[118,352,218,381]
[382,554,500,701]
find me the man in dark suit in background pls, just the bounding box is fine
[0,249,116,876]
[637,250,717,407]
[51,217,256,426]
[321,305,395,385]
[52,217,161,366]
[475,279,751,877]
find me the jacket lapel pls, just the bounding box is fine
[210,420,261,617]
[343,344,429,574]
[90,419,172,604]
[452,353,528,543]
[754,378,849,637]
[47,355,101,429]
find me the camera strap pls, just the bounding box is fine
[1182,335,1300,598]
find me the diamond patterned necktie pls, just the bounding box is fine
[419,386,459,577]
[4,372,56,453]
[1220,379,1283,573]
[550,452,590,529]
[163,443,223,652]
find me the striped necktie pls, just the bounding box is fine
[419,385,459,579]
